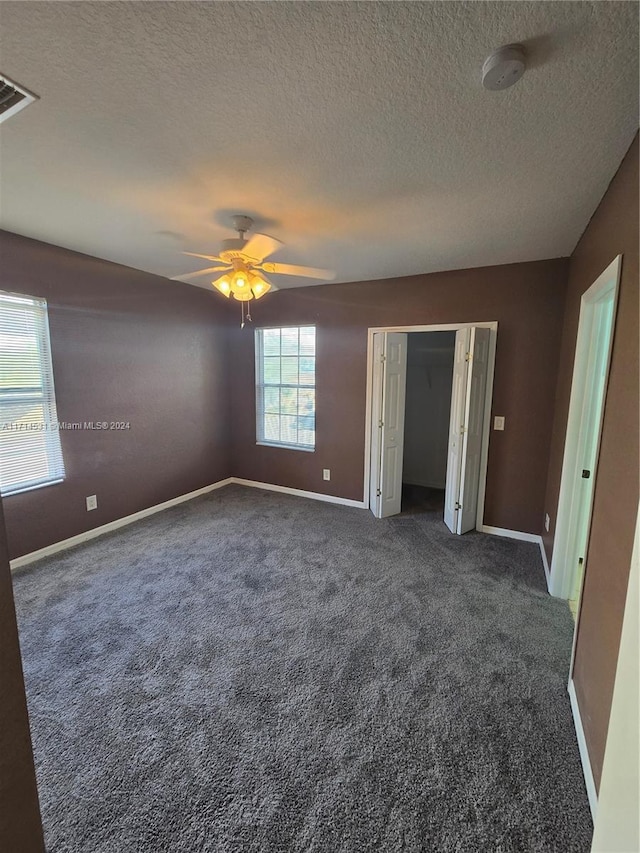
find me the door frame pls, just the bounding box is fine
[550,256,621,603]
[363,321,498,531]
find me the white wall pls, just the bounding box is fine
[402,332,455,490]
[590,504,639,853]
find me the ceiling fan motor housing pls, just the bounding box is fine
[231,214,254,235]
[220,237,248,261]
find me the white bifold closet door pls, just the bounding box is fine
[370,332,408,518]
[443,327,490,534]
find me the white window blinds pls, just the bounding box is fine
[256,326,316,450]
[0,291,65,495]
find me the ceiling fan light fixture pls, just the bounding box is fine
[228,268,251,297]
[212,274,231,297]
[234,274,247,288]
[249,272,271,299]
[232,288,253,302]
[172,214,335,325]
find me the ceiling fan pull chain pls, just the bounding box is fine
[239,300,252,329]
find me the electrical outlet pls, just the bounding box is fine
[545,513,550,533]
[494,416,505,431]
[323,469,331,481]
[86,495,97,511]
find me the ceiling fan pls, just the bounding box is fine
[172,215,335,307]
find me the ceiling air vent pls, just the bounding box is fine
[0,74,38,124]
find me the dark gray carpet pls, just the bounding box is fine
[13,484,593,852]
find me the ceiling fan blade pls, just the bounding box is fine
[182,252,227,263]
[260,262,335,281]
[171,265,231,281]
[242,233,283,263]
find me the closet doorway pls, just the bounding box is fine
[402,332,456,519]
[365,323,497,533]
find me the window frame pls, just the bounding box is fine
[255,325,316,452]
[0,290,65,497]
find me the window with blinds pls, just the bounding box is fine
[0,291,65,495]
[255,326,315,451]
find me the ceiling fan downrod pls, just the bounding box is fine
[232,214,254,241]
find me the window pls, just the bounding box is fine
[0,291,65,495]
[256,326,315,451]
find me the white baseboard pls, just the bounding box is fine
[230,478,366,509]
[568,679,598,820]
[10,478,234,570]
[539,539,551,590]
[479,524,540,543]
[10,477,365,569]
[9,482,543,574]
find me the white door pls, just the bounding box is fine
[444,329,470,532]
[458,328,490,534]
[369,333,385,514]
[370,332,408,518]
[568,297,615,605]
[444,327,490,534]
[550,256,621,601]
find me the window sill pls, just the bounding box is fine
[1,478,64,498]
[256,442,315,453]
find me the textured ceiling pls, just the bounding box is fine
[0,1,638,290]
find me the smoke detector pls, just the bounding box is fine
[0,74,38,123]
[482,44,526,91]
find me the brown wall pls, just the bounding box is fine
[230,258,568,534]
[0,232,231,560]
[542,135,639,789]
[0,497,45,852]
